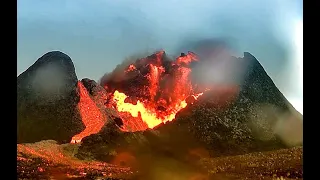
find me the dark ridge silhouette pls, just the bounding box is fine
[17,51,85,143]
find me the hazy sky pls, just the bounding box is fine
[17,0,303,113]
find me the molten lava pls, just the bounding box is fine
[71,51,206,142]
[71,81,105,143]
[113,90,187,129]
[102,51,205,131]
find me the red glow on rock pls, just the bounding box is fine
[111,152,137,167]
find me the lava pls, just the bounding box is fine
[71,51,206,141]
[175,51,199,64]
[71,81,105,143]
[113,90,187,129]
[125,64,136,73]
[105,51,205,131]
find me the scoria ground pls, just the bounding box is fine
[17,140,302,180]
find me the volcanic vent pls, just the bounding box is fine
[98,51,205,133]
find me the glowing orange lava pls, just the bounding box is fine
[113,90,187,129]
[110,51,204,130]
[71,81,105,143]
[176,51,199,64]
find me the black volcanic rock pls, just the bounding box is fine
[242,52,303,146]
[161,52,302,156]
[17,51,85,143]
[241,52,289,108]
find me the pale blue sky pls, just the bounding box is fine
[17,0,303,113]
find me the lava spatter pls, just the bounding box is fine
[107,51,204,131]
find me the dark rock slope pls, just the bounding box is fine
[162,52,303,156]
[17,51,85,143]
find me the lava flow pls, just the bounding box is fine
[102,51,205,131]
[71,81,105,143]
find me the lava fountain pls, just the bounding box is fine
[103,51,205,131]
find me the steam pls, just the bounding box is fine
[185,40,247,87]
[247,103,303,146]
[32,62,71,102]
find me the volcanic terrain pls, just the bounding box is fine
[17,49,303,180]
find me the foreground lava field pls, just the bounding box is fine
[17,140,302,180]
